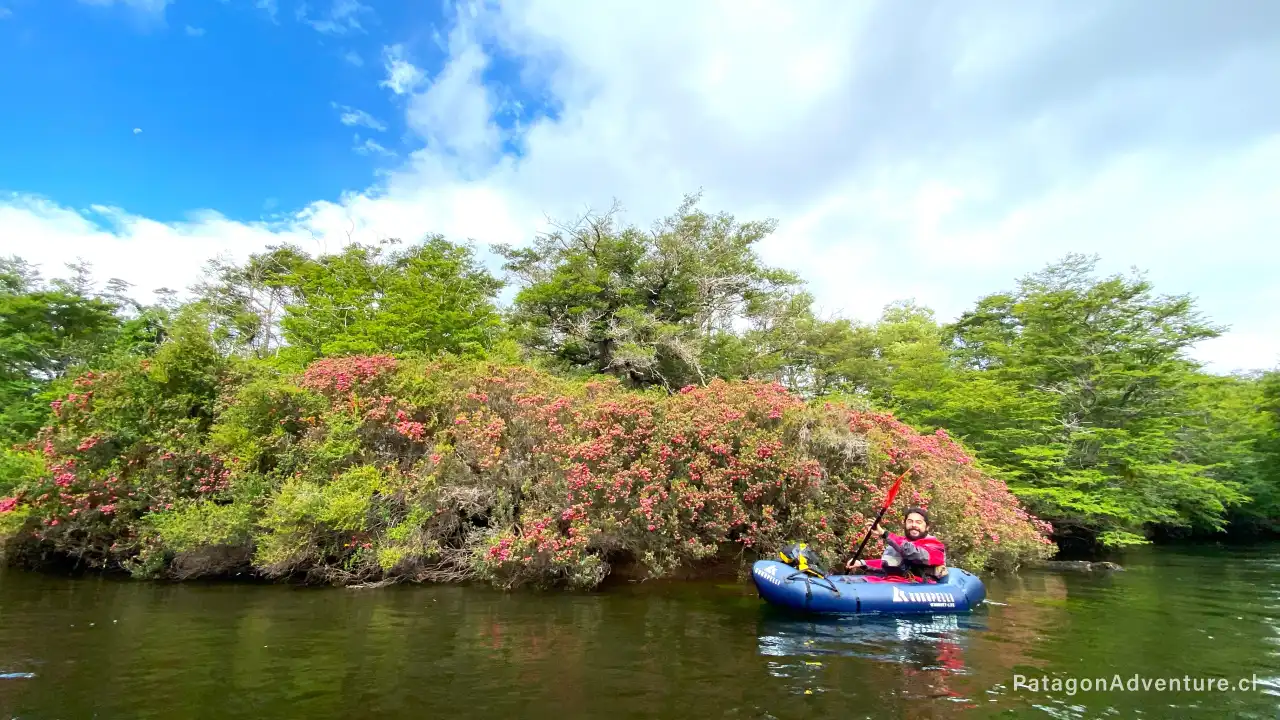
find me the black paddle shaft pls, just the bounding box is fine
[847,502,893,567]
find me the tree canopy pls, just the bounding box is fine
[874,255,1250,546]
[0,199,1276,552]
[493,193,806,390]
[193,237,505,366]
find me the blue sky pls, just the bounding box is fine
[0,0,548,222]
[0,1,1277,373]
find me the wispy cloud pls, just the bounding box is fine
[352,135,394,157]
[301,0,373,35]
[185,25,205,36]
[0,8,13,20]
[379,44,424,96]
[331,103,386,131]
[343,50,363,67]
[132,128,142,134]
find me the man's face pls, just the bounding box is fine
[903,512,928,540]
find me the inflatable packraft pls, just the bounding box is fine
[750,559,987,615]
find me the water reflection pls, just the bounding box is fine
[4,547,1280,719]
[756,611,985,708]
[757,611,983,664]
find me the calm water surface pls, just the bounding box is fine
[2,544,1279,719]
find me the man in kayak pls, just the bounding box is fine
[846,507,947,579]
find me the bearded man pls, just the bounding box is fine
[846,507,947,579]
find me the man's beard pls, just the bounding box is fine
[905,528,924,540]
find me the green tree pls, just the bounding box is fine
[1173,372,1272,536]
[1234,370,1280,533]
[493,193,804,390]
[0,258,127,443]
[195,238,506,366]
[743,300,942,402]
[921,254,1244,547]
[192,246,308,358]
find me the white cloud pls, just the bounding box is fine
[379,44,425,96]
[331,103,386,131]
[185,25,205,37]
[0,194,316,298]
[301,0,373,35]
[343,50,363,67]
[403,19,501,167]
[5,1,1280,374]
[352,136,395,158]
[132,127,142,134]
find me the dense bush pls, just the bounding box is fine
[0,353,1053,588]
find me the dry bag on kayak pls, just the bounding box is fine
[777,542,828,578]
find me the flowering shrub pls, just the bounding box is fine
[0,354,1055,588]
[297,355,398,397]
[0,321,231,572]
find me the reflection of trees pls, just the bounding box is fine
[973,571,1069,670]
[985,555,1280,718]
[6,553,1280,720]
[5,575,860,718]
[0,574,1019,719]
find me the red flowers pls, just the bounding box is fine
[299,355,397,396]
[394,421,426,441]
[4,355,1054,590]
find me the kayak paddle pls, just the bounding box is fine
[846,466,911,568]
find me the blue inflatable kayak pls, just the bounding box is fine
[750,560,986,615]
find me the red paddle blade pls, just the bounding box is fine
[882,468,910,510]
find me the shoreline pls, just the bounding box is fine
[1,550,1142,591]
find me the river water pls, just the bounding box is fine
[2,544,1279,719]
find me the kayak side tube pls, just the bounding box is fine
[750,560,987,615]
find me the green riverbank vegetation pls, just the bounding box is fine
[1,194,1276,588]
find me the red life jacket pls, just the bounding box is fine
[864,532,947,574]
